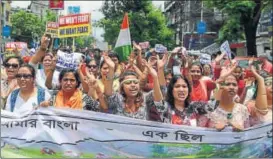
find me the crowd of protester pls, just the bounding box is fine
[1,35,272,132]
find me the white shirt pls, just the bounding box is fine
[5,90,51,114]
[29,62,60,89]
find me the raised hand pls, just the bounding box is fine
[250,64,263,80]
[220,61,238,79]
[215,52,226,64]
[146,62,158,78]
[133,41,141,51]
[40,35,50,50]
[184,55,193,68]
[148,56,157,67]
[103,54,115,70]
[77,61,84,73]
[157,53,168,69]
[86,71,98,89]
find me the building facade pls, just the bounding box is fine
[256,9,273,56]
[1,0,12,53]
[29,0,49,20]
[164,0,223,50]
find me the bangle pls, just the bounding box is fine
[255,107,268,113]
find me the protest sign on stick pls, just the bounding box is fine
[220,41,232,60]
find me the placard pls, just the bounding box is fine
[45,22,58,38]
[5,42,27,51]
[200,54,211,64]
[155,44,167,54]
[56,50,84,71]
[220,41,232,59]
[58,13,91,38]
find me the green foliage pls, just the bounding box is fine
[11,10,57,43]
[11,10,44,38]
[98,0,175,49]
[75,36,95,48]
[217,15,245,43]
[205,0,271,55]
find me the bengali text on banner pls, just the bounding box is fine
[1,108,272,158]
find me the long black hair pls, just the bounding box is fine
[166,75,191,109]
[58,69,81,88]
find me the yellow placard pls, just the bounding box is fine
[45,28,58,38]
[58,24,91,38]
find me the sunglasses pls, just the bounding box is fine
[15,74,33,79]
[87,65,97,69]
[5,63,19,69]
[121,79,139,85]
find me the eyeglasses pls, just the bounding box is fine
[15,74,33,79]
[87,65,97,69]
[121,79,139,85]
[5,63,19,69]
[62,78,76,83]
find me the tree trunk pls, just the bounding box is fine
[244,23,257,57]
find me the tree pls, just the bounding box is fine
[11,10,44,43]
[11,10,58,45]
[205,0,272,56]
[75,36,95,48]
[98,0,175,49]
[41,10,58,31]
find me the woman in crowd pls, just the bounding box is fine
[31,53,59,90]
[184,61,216,102]
[246,75,272,123]
[161,75,213,126]
[97,58,120,93]
[103,54,165,120]
[29,36,59,90]
[232,65,246,97]
[5,64,51,113]
[1,56,23,108]
[199,62,268,131]
[40,69,102,111]
[164,70,173,87]
[108,52,122,78]
[202,64,213,79]
[86,58,98,78]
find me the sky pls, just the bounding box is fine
[11,1,164,42]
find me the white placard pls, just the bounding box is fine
[56,50,84,71]
[220,41,232,59]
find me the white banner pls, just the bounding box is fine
[1,108,272,158]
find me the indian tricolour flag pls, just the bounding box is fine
[114,13,132,62]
